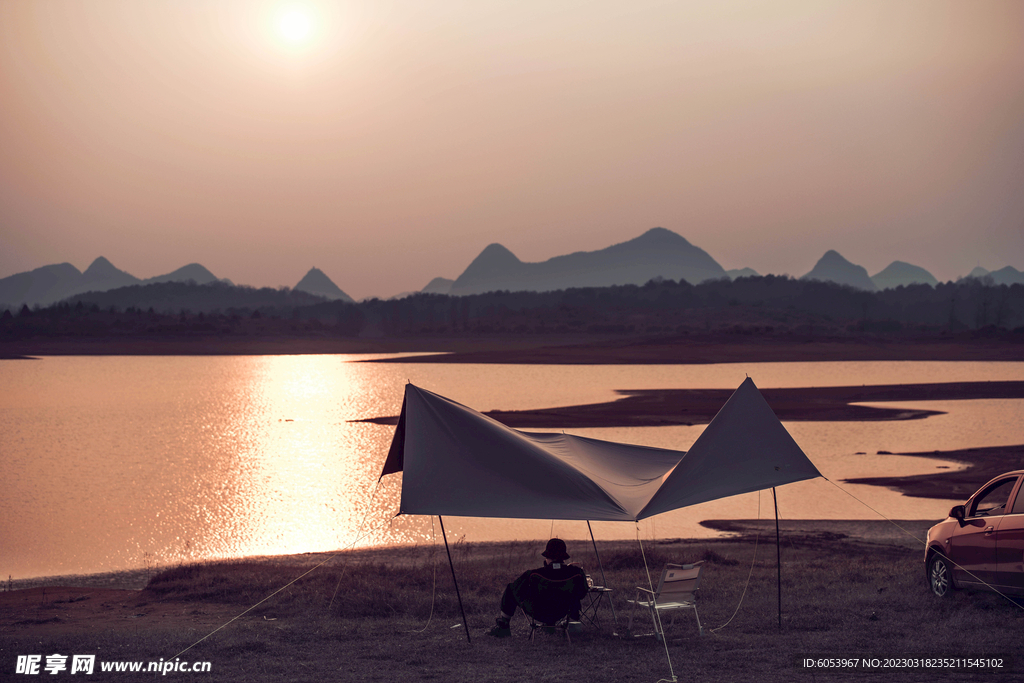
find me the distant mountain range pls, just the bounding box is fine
[0,259,352,309]
[802,250,878,291]
[421,228,1021,296]
[444,228,727,295]
[965,266,1024,287]
[0,258,223,310]
[870,261,939,290]
[797,252,1022,292]
[800,251,958,291]
[2,228,1022,310]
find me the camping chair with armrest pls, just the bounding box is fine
[520,572,587,644]
[626,561,704,640]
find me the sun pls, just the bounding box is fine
[278,6,313,45]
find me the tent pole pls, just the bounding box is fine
[772,487,781,630]
[438,516,471,643]
[586,520,618,632]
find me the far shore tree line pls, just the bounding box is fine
[2,275,1023,340]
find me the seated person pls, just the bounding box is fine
[486,538,588,637]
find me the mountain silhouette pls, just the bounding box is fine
[965,266,1024,286]
[145,263,220,286]
[77,257,140,294]
[0,258,226,309]
[870,261,938,289]
[421,277,454,294]
[988,267,1024,286]
[450,227,727,295]
[451,244,522,294]
[0,263,82,309]
[802,250,877,291]
[294,267,353,302]
[727,267,760,280]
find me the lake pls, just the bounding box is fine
[2,356,1023,580]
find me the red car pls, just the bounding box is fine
[925,470,1024,598]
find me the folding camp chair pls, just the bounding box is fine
[626,561,703,640]
[521,572,587,644]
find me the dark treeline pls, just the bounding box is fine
[61,280,328,312]
[316,275,1024,336]
[2,275,1023,340]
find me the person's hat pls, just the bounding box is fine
[542,538,570,561]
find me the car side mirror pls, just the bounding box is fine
[950,505,966,527]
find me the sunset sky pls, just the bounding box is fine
[2,0,1022,299]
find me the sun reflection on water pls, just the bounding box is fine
[208,356,381,559]
[192,355,433,564]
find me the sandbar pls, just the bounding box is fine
[361,381,1024,427]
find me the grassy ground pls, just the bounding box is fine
[3,535,1022,682]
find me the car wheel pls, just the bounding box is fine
[928,553,954,598]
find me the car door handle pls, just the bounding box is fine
[984,526,994,534]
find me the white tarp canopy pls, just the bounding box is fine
[380,377,821,522]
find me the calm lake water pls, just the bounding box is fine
[2,356,1023,580]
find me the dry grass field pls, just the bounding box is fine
[3,530,1022,682]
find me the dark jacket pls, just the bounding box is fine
[505,562,588,621]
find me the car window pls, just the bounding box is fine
[968,478,1018,517]
[1012,480,1024,515]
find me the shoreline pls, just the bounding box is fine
[3,332,1024,362]
[372,335,1024,364]
[359,381,1024,428]
[843,443,1024,501]
[6,520,936,593]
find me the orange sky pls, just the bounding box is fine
[2,0,1022,299]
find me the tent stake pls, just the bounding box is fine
[438,516,471,643]
[772,487,781,629]
[586,520,618,632]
